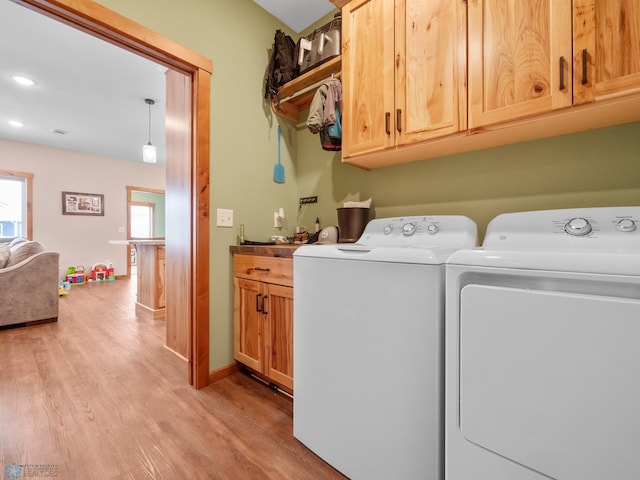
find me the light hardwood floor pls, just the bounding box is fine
[0,278,347,479]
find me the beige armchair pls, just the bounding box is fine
[0,239,59,327]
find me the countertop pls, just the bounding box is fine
[229,244,300,258]
[109,239,165,246]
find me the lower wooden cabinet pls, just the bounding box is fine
[134,243,166,318]
[233,254,293,392]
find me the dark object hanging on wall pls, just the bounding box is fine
[265,30,299,100]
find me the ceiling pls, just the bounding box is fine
[0,1,334,166]
[0,1,168,165]
[253,0,336,33]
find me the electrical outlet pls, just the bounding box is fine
[299,196,318,205]
[216,208,233,227]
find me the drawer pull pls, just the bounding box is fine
[396,109,402,133]
[253,267,270,272]
[262,295,268,315]
[559,56,565,91]
[385,112,391,135]
[581,48,588,85]
[256,293,262,312]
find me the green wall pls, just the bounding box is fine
[297,122,640,241]
[96,0,301,371]
[95,0,640,372]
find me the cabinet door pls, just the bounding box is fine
[157,247,166,308]
[468,0,573,128]
[395,0,467,145]
[573,0,640,104]
[265,284,294,390]
[233,278,264,373]
[342,0,395,157]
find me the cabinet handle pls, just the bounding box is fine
[385,112,391,135]
[256,293,262,312]
[253,267,270,272]
[559,56,565,91]
[581,48,588,85]
[262,295,268,315]
[396,109,402,133]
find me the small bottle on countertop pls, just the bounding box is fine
[315,217,321,233]
[239,224,245,244]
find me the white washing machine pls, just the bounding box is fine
[294,215,477,480]
[445,206,640,480]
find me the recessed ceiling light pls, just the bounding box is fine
[11,75,35,86]
[8,120,24,128]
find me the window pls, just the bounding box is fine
[0,170,33,241]
[130,203,154,238]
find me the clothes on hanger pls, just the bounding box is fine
[306,77,342,151]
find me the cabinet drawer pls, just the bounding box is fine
[233,254,293,287]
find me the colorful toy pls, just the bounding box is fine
[58,281,70,296]
[89,262,115,282]
[65,265,86,284]
[106,262,115,281]
[91,263,108,281]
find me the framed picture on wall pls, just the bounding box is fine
[62,191,104,216]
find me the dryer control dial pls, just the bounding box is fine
[402,223,417,236]
[617,218,636,232]
[383,225,393,235]
[564,217,592,236]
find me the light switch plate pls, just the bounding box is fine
[216,208,233,227]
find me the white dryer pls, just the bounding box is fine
[445,207,640,480]
[294,215,477,480]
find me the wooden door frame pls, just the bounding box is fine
[16,0,212,389]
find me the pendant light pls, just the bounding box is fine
[143,98,157,164]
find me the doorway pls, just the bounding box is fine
[16,0,212,388]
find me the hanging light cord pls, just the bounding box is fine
[145,98,154,144]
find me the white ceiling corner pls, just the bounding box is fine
[253,0,336,33]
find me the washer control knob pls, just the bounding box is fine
[617,219,636,232]
[427,224,439,234]
[565,217,592,236]
[383,225,393,235]
[402,223,417,236]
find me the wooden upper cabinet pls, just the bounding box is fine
[468,0,573,128]
[469,0,640,128]
[342,0,466,159]
[342,0,395,157]
[338,0,640,169]
[395,0,467,145]
[573,0,640,104]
